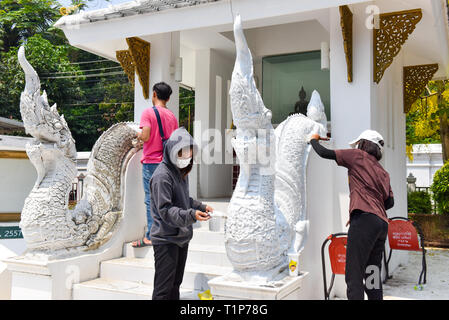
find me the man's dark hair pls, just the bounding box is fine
[357,139,384,161]
[153,82,172,101]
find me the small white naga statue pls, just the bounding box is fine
[225,15,328,282]
[18,46,141,256]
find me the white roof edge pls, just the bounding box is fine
[54,0,220,28]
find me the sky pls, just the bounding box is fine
[57,0,131,11]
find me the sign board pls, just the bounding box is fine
[0,226,23,239]
[388,220,421,251]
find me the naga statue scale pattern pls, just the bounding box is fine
[225,15,328,281]
[18,46,142,256]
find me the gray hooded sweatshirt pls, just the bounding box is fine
[149,127,206,247]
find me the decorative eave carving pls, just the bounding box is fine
[126,37,151,99]
[116,50,135,87]
[374,9,422,84]
[116,37,151,99]
[403,64,439,113]
[339,5,353,82]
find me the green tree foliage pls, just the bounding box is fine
[430,161,449,215]
[0,0,132,152]
[0,34,82,120]
[179,86,195,135]
[0,0,63,52]
[406,80,449,163]
[407,191,432,214]
[98,79,134,131]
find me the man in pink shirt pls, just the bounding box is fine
[132,82,179,247]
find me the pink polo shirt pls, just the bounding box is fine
[139,106,178,164]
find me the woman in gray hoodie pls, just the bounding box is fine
[150,127,213,300]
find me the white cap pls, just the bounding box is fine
[349,130,384,150]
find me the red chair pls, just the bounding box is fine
[321,233,348,300]
[383,217,427,285]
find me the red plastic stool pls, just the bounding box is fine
[383,217,427,285]
[321,233,348,300]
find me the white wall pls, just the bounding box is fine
[407,144,443,188]
[180,44,196,89]
[194,49,234,198]
[329,3,408,297]
[296,144,335,300]
[0,158,36,214]
[249,20,330,58]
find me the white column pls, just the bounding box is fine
[194,49,212,199]
[330,3,409,292]
[330,3,376,233]
[194,49,233,199]
[134,32,180,124]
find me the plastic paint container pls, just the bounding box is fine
[209,216,222,232]
[288,253,300,276]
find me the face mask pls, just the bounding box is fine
[177,157,192,169]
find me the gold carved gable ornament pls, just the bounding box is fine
[403,64,439,113]
[116,37,151,99]
[374,9,422,84]
[339,5,353,83]
[116,50,135,86]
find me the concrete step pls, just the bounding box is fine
[73,278,199,300]
[191,228,225,246]
[101,257,233,291]
[123,242,232,268]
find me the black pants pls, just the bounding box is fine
[345,212,388,300]
[152,243,189,300]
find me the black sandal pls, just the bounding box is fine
[132,239,152,248]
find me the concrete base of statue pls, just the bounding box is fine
[208,270,309,300]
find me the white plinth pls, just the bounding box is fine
[208,271,309,300]
[3,253,105,299]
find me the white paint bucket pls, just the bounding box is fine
[288,253,300,276]
[208,211,226,232]
[209,216,222,232]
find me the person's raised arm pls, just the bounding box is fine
[309,133,336,161]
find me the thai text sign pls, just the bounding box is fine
[388,220,420,251]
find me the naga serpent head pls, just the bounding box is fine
[230,15,273,131]
[18,46,77,160]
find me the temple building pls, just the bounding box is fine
[11,0,443,299]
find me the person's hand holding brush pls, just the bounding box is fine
[310,133,330,141]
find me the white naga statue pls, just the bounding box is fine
[225,15,328,281]
[18,46,141,256]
